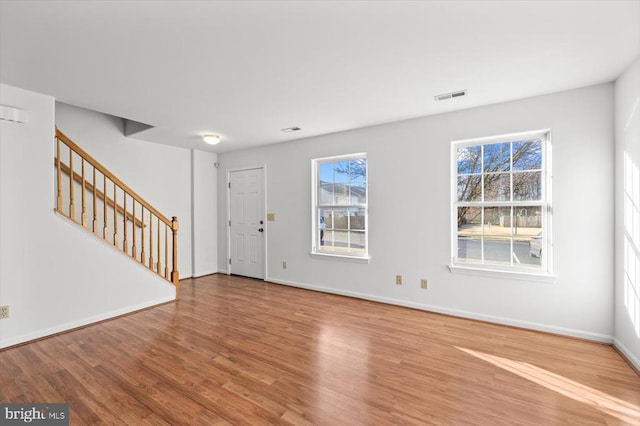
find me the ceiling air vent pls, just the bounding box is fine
[281,126,301,133]
[434,90,467,102]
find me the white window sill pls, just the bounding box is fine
[310,252,371,264]
[448,264,557,283]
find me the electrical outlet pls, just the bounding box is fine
[0,305,9,319]
[396,275,403,285]
[421,279,428,289]
[282,261,287,269]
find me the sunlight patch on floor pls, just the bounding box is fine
[456,346,640,424]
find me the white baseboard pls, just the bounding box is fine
[192,269,220,278]
[0,295,175,349]
[217,269,229,275]
[266,276,614,344]
[613,338,640,373]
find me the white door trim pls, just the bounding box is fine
[226,165,267,279]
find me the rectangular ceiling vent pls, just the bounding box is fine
[434,90,467,102]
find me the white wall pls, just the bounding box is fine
[0,84,175,348]
[218,84,615,341]
[55,102,194,278]
[192,149,218,276]
[614,58,640,370]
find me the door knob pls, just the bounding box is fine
[258,228,264,232]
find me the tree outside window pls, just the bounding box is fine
[453,132,551,274]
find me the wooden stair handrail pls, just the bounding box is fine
[55,128,172,227]
[55,128,179,294]
[54,158,145,228]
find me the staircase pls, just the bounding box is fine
[54,128,180,296]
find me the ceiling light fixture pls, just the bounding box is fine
[202,133,221,145]
[434,89,468,102]
[281,126,301,133]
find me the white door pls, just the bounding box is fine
[229,168,265,279]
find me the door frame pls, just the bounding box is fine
[226,164,267,279]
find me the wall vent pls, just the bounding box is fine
[434,90,467,102]
[0,105,25,123]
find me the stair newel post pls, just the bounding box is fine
[69,149,74,219]
[171,216,179,294]
[56,136,62,212]
[81,158,86,228]
[92,167,97,233]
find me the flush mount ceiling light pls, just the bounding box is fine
[202,133,221,145]
[281,126,301,133]
[434,89,468,102]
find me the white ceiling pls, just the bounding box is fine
[1,1,639,153]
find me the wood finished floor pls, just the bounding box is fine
[1,274,639,425]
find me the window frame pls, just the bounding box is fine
[450,130,554,280]
[311,153,369,262]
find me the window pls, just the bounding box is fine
[451,131,552,276]
[312,154,368,258]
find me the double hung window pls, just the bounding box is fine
[452,131,552,276]
[312,154,368,258]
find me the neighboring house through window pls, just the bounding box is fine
[451,130,552,277]
[312,153,368,259]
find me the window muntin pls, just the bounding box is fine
[313,154,367,257]
[453,132,551,274]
